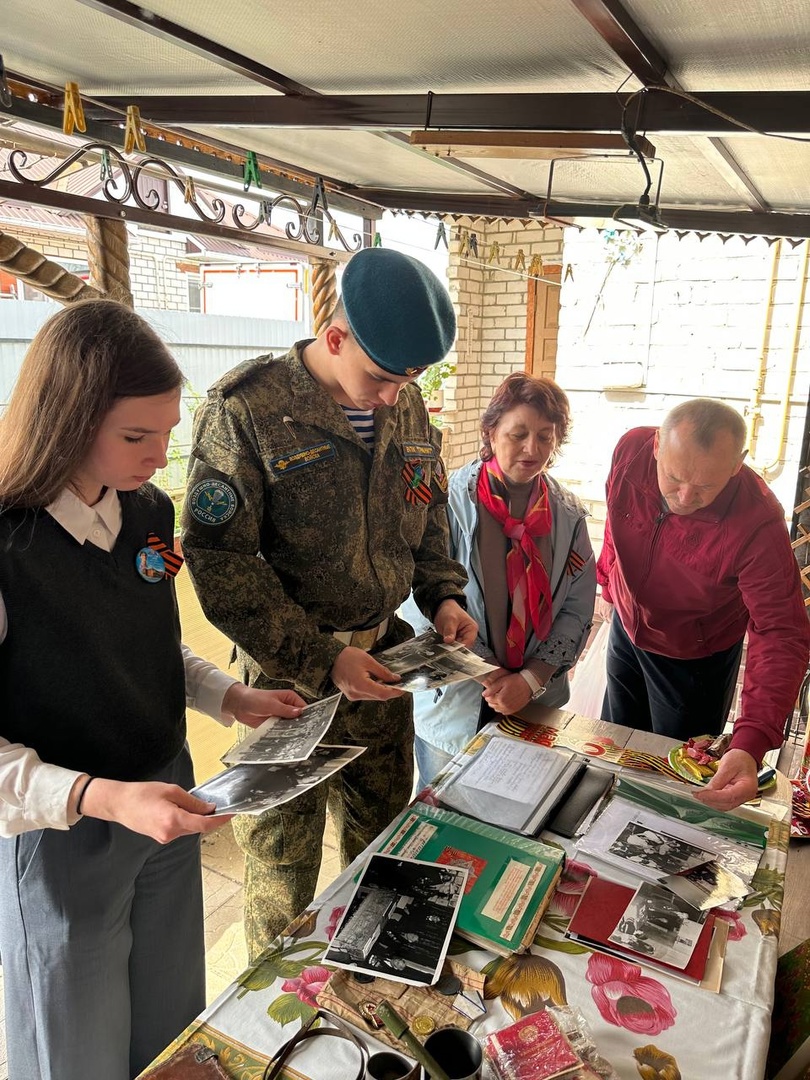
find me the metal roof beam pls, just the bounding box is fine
[568,0,667,85]
[0,93,382,219]
[72,0,314,96]
[354,189,810,238]
[568,0,769,211]
[95,91,810,135]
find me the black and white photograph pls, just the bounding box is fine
[191,744,365,816]
[221,693,342,765]
[375,631,497,692]
[608,822,714,877]
[323,853,467,986]
[375,631,460,674]
[609,881,709,969]
[662,860,750,911]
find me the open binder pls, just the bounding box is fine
[437,733,589,836]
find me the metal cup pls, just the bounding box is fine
[366,1049,419,1080]
[423,1027,483,1080]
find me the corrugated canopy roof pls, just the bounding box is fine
[1,0,809,238]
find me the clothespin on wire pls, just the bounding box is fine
[243,150,262,191]
[328,217,340,242]
[123,105,146,153]
[458,229,470,256]
[528,254,543,278]
[513,248,526,272]
[488,242,500,265]
[183,175,196,204]
[373,231,383,247]
[260,199,273,225]
[63,82,86,136]
[99,148,113,182]
[434,220,448,249]
[564,263,575,282]
[0,56,12,109]
[468,232,479,258]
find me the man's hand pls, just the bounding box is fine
[80,779,233,843]
[330,646,404,702]
[222,684,307,728]
[693,748,758,811]
[481,671,533,716]
[594,595,614,623]
[434,599,478,648]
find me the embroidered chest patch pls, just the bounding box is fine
[268,441,336,474]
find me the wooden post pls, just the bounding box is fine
[311,257,337,336]
[86,216,134,307]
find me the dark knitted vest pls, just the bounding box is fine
[0,486,186,781]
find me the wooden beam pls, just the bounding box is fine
[409,130,656,159]
[95,90,810,135]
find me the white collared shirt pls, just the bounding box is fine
[0,487,239,835]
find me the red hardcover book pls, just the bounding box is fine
[483,1010,583,1080]
[565,876,715,984]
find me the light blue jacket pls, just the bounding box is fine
[401,459,596,756]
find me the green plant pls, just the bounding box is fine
[418,359,455,402]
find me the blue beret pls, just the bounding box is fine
[340,248,456,375]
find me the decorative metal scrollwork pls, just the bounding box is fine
[5,138,362,251]
[131,157,225,224]
[9,143,133,204]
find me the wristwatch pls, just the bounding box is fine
[520,669,547,700]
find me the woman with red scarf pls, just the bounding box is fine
[405,373,596,789]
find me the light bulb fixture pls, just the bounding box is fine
[612,196,668,234]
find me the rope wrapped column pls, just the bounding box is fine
[86,216,133,307]
[311,257,337,336]
[0,228,102,304]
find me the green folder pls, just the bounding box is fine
[378,803,565,956]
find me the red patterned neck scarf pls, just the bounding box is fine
[477,458,553,669]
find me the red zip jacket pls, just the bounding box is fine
[597,427,810,763]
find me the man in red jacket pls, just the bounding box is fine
[597,398,810,810]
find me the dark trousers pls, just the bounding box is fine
[600,611,744,741]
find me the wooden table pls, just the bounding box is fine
[140,708,792,1080]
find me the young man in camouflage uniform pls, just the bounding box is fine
[182,248,476,959]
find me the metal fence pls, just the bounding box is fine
[0,299,308,491]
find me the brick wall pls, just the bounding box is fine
[445,225,810,545]
[442,218,564,468]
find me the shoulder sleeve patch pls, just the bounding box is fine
[188,478,239,526]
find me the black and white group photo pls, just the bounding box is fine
[324,853,468,985]
[191,745,364,815]
[608,821,714,877]
[609,881,708,969]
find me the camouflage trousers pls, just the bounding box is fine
[232,691,414,962]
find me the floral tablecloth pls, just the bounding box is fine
[141,710,791,1080]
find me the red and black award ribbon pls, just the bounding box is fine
[146,533,184,577]
[402,461,432,506]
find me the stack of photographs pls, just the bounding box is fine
[190,694,360,816]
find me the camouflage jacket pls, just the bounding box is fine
[181,341,468,698]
